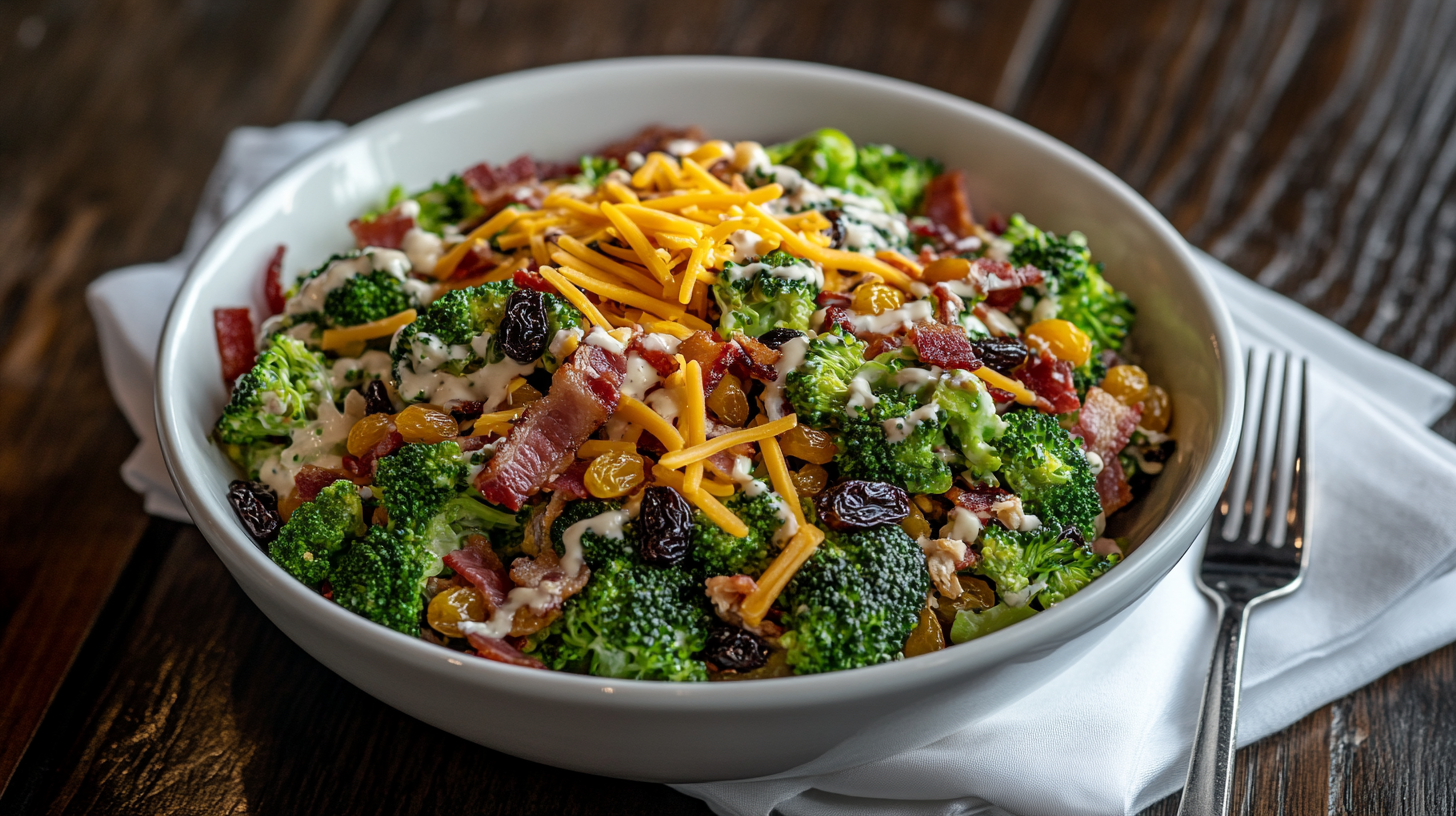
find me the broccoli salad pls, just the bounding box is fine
[211,126,1174,681]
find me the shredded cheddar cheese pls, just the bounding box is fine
[320,309,416,351]
[655,414,799,470]
[974,366,1037,406]
[741,524,826,625]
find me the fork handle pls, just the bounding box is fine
[1178,593,1250,816]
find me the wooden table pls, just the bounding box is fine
[3,0,1454,812]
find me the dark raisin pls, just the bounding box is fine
[821,208,846,249]
[701,626,770,673]
[449,400,485,421]
[757,327,805,350]
[227,480,281,546]
[363,379,393,415]
[970,338,1029,375]
[498,288,549,363]
[817,480,910,532]
[636,485,694,566]
[1057,524,1087,547]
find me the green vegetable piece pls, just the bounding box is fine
[214,335,333,463]
[766,128,859,187]
[994,410,1101,538]
[976,524,1118,607]
[332,526,428,635]
[690,488,788,577]
[410,175,485,235]
[1003,214,1135,355]
[323,269,412,327]
[835,389,953,495]
[784,326,869,428]
[949,603,1038,644]
[855,143,942,213]
[932,375,1007,480]
[268,480,366,585]
[713,250,820,338]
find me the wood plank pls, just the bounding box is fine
[0,0,362,795]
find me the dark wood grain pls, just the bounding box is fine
[6,0,1456,813]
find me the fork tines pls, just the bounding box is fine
[1206,348,1309,575]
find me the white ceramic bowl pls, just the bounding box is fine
[156,57,1241,783]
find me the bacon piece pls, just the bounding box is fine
[817,289,853,308]
[456,435,488,453]
[513,268,553,293]
[450,244,497,280]
[534,160,579,180]
[545,458,591,499]
[475,344,626,510]
[955,484,1014,514]
[464,154,537,197]
[924,171,974,237]
[214,307,256,385]
[860,332,904,360]
[295,464,349,501]
[678,330,742,393]
[1071,387,1143,514]
[465,632,547,669]
[977,260,1045,310]
[1019,349,1081,415]
[356,430,405,478]
[507,545,590,636]
[627,334,680,377]
[263,245,287,316]
[444,536,511,610]
[931,282,964,326]
[595,125,706,164]
[348,207,414,250]
[908,321,981,371]
[821,305,855,335]
[729,333,779,382]
[446,400,485,420]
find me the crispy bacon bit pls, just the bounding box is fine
[450,244,497,280]
[1071,387,1144,514]
[507,545,590,636]
[465,632,547,669]
[446,400,485,420]
[513,268,553,293]
[987,386,1017,403]
[444,536,511,610]
[1021,349,1081,414]
[214,307,256,385]
[976,260,1044,310]
[456,435,488,453]
[931,283,964,326]
[294,465,349,501]
[860,332,904,360]
[678,330,743,393]
[595,125,706,164]
[263,245,287,316]
[348,207,414,250]
[705,575,783,638]
[475,344,626,510]
[533,160,579,181]
[924,171,974,237]
[546,458,591,500]
[955,484,1014,514]
[908,321,982,371]
[356,430,405,478]
[817,290,853,308]
[821,305,855,334]
[730,333,780,382]
[627,334,680,377]
[463,155,541,215]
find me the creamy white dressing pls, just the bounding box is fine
[549,327,584,358]
[639,332,680,355]
[728,454,755,484]
[883,401,940,443]
[286,249,413,316]
[401,228,443,274]
[848,298,935,334]
[257,391,365,495]
[724,258,825,288]
[895,365,944,392]
[742,480,798,544]
[621,354,661,402]
[844,373,878,419]
[561,508,631,578]
[583,326,627,355]
[728,230,766,263]
[763,335,808,421]
[328,350,393,391]
[625,151,646,171]
[1086,450,1105,476]
[665,139,701,156]
[646,387,682,424]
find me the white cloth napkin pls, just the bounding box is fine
[87,126,1456,816]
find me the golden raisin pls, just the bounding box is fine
[1140,384,1172,432]
[508,382,544,408]
[585,450,645,498]
[935,575,999,630]
[347,413,396,457]
[922,257,972,283]
[791,463,829,496]
[706,373,750,426]
[779,424,837,465]
[395,404,459,444]
[903,605,945,657]
[900,501,930,540]
[1025,319,1093,367]
[427,585,484,638]
[852,283,905,316]
[1103,364,1151,405]
[277,488,303,523]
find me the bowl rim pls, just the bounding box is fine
[156,55,1242,710]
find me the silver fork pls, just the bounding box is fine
[1177,348,1311,816]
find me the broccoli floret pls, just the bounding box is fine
[932,374,1006,479]
[835,390,954,494]
[784,326,869,428]
[410,175,484,234]
[948,603,1038,644]
[994,410,1101,538]
[358,186,406,222]
[691,487,790,577]
[766,128,859,188]
[713,251,820,338]
[391,282,583,395]
[420,494,522,569]
[373,441,468,535]
[1072,356,1109,399]
[855,143,942,213]
[779,524,928,674]
[577,155,620,186]
[331,526,427,634]
[544,558,711,682]
[976,524,1119,607]
[214,335,333,460]
[268,480,367,585]
[551,499,633,569]
[323,270,412,327]
[1003,214,1135,355]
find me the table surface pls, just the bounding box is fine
[4,0,1456,813]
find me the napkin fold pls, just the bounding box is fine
[87,126,1456,816]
